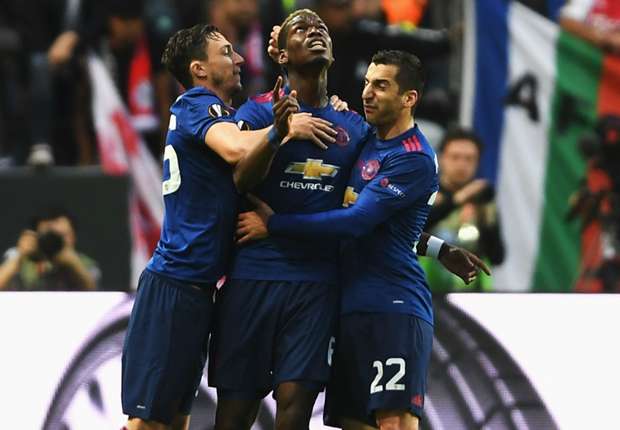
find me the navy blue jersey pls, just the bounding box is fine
[147,87,239,284]
[231,89,371,282]
[268,125,438,325]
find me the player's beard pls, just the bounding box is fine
[212,71,243,99]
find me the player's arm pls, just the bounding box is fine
[228,78,336,192]
[238,152,435,242]
[205,77,294,193]
[416,232,491,283]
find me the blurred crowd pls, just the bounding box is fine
[0,0,618,292]
[0,0,458,168]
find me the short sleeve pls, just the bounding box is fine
[181,96,236,142]
[234,99,273,131]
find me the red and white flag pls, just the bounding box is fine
[87,54,163,288]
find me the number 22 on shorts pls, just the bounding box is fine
[370,358,406,394]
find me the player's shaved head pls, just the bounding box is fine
[278,9,323,49]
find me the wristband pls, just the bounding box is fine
[426,235,445,259]
[267,127,281,150]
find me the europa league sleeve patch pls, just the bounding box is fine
[208,104,231,118]
[237,120,251,131]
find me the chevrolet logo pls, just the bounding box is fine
[342,186,358,207]
[285,159,339,180]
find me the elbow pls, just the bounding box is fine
[222,146,247,165]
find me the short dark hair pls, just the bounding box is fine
[30,206,77,231]
[371,50,425,99]
[161,24,221,89]
[277,9,322,50]
[439,126,484,155]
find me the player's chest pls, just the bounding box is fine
[350,146,388,190]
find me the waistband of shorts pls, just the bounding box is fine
[145,268,216,293]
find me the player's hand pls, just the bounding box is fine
[268,25,281,63]
[329,95,349,112]
[438,244,491,284]
[236,195,275,244]
[287,113,336,149]
[236,211,268,244]
[272,76,300,139]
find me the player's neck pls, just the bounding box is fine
[287,68,329,108]
[195,82,233,106]
[377,115,414,140]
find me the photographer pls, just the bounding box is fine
[423,127,504,291]
[0,208,99,291]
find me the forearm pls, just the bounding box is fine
[0,256,21,290]
[233,127,277,193]
[415,232,448,259]
[269,205,376,240]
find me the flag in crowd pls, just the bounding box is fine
[87,54,163,286]
[462,0,620,291]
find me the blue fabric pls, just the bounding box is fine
[231,89,371,282]
[269,125,438,324]
[323,313,433,427]
[208,279,338,396]
[121,269,213,424]
[148,87,239,284]
[474,0,509,184]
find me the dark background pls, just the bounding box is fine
[0,167,131,290]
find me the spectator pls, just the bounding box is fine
[422,127,504,291]
[560,0,620,54]
[13,0,91,166]
[206,0,285,104]
[78,0,178,158]
[0,207,100,291]
[0,0,22,167]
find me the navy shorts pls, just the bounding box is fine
[208,279,338,398]
[324,312,433,427]
[121,269,214,424]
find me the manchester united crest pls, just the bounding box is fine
[361,159,380,180]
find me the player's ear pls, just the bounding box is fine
[278,49,289,66]
[402,89,418,110]
[190,60,208,81]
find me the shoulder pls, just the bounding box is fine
[385,143,436,175]
[235,93,277,129]
[249,88,283,105]
[337,109,368,127]
[175,88,231,115]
